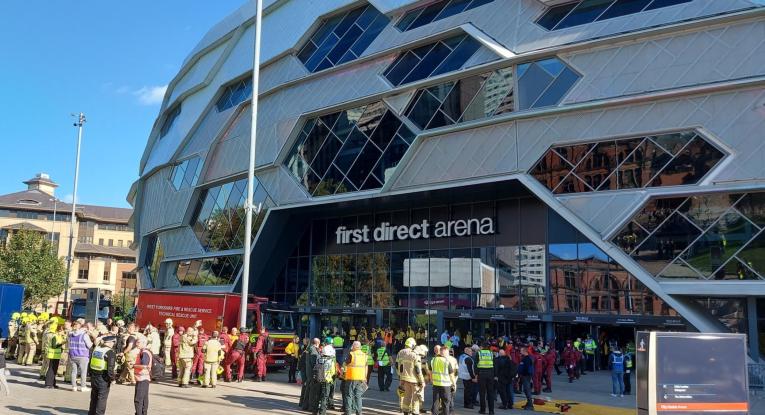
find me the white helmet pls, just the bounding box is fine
[322,345,336,357]
[165,318,173,325]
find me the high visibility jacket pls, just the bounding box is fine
[46,334,63,359]
[333,336,344,348]
[430,356,452,387]
[90,346,111,371]
[397,348,423,384]
[349,328,357,341]
[476,349,494,369]
[573,340,582,351]
[345,350,367,381]
[361,344,373,365]
[625,353,633,369]
[285,342,299,358]
[584,339,596,355]
[134,349,153,382]
[322,357,337,383]
[179,332,197,359]
[376,347,390,366]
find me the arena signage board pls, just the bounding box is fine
[335,217,495,244]
[636,332,748,415]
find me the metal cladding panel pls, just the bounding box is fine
[256,167,309,206]
[391,122,519,190]
[255,55,396,167]
[177,104,237,159]
[169,40,229,104]
[203,111,251,184]
[260,55,309,93]
[557,192,646,236]
[157,227,203,259]
[563,20,765,104]
[516,88,765,178]
[139,167,193,236]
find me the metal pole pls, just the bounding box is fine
[240,0,263,329]
[64,112,85,310]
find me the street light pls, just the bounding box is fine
[63,112,86,310]
[48,197,58,253]
[241,0,264,329]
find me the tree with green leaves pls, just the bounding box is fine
[0,229,67,309]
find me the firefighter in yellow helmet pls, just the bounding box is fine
[23,315,40,366]
[397,338,424,415]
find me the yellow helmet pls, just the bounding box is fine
[49,323,58,332]
[12,312,20,320]
[29,315,38,322]
[405,337,417,349]
[57,316,66,325]
[21,312,28,318]
[39,312,50,320]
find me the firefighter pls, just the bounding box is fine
[317,345,337,415]
[202,331,224,388]
[88,336,117,415]
[543,343,556,393]
[349,326,357,342]
[192,327,209,383]
[252,327,269,381]
[163,318,174,367]
[24,315,40,366]
[177,326,197,388]
[476,341,496,415]
[7,313,19,360]
[532,348,545,395]
[170,326,183,379]
[397,338,424,415]
[224,327,248,382]
[414,344,430,414]
[17,316,28,364]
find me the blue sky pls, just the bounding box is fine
[0,1,246,208]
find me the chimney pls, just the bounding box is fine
[23,173,58,196]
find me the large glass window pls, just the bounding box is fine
[695,297,748,333]
[531,131,724,194]
[174,255,242,286]
[285,102,415,197]
[536,0,693,31]
[216,78,253,112]
[613,191,765,280]
[396,0,495,32]
[402,56,579,130]
[383,34,482,87]
[190,177,275,251]
[170,156,203,191]
[144,235,164,287]
[297,3,389,73]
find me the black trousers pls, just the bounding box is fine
[462,379,474,407]
[478,369,496,414]
[623,372,631,394]
[377,365,391,391]
[521,375,533,409]
[288,357,297,382]
[134,381,150,415]
[431,385,452,415]
[89,375,111,415]
[45,359,60,387]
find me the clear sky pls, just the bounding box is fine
[0,1,246,208]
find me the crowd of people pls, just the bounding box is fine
[1,313,636,415]
[1,312,276,415]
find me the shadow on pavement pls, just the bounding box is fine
[6,406,56,415]
[39,406,86,415]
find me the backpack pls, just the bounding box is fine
[264,336,275,354]
[313,356,332,382]
[150,354,165,381]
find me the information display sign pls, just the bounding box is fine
[637,332,748,415]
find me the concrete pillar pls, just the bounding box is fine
[545,322,555,343]
[309,314,320,339]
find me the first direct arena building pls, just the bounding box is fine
[130,0,765,359]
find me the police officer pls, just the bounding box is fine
[623,348,633,395]
[583,334,596,372]
[375,340,392,391]
[397,338,424,415]
[476,341,497,415]
[88,336,117,415]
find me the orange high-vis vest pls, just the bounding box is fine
[345,349,367,381]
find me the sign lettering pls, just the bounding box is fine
[336,217,495,245]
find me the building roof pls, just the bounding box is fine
[1,221,49,232]
[0,189,132,224]
[74,243,136,258]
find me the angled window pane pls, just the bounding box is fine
[460,71,511,122]
[440,74,486,122]
[401,42,454,85]
[651,132,693,156]
[682,212,755,278]
[181,157,200,188]
[300,120,331,166]
[384,52,422,86]
[398,0,494,32]
[216,78,253,112]
[529,66,580,108]
[409,2,447,30]
[598,0,652,20]
[310,134,343,178]
[431,36,482,76]
[633,212,702,276]
[645,0,692,11]
[537,2,578,30]
[737,231,765,278]
[335,128,369,171]
[331,107,363,141]
[681,193,735,230]
[405,90,445,129]
[616,138,672,190]
[346,141,383,189]
[298,4,389,72]
[314,165,346,196]
[735,192,765,227]
[356,102,386,136]
[647,137,724,188]
[360,174,384,191]
[395,8,422,31]
[517,63,555,110]
[531,150,573,191]
[426,110,455,130]
[368,110,402,150]
[171,162,187,190]
[437,0,473,20]
[555,0,615,30]
[159,105,181,138]
[373,135,410,183]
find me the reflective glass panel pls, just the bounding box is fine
[384,34,481,86]
[396,0,493,31]
[537,0,692,31]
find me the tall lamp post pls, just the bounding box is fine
[241,0,264,329]
[64,112,86,311]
